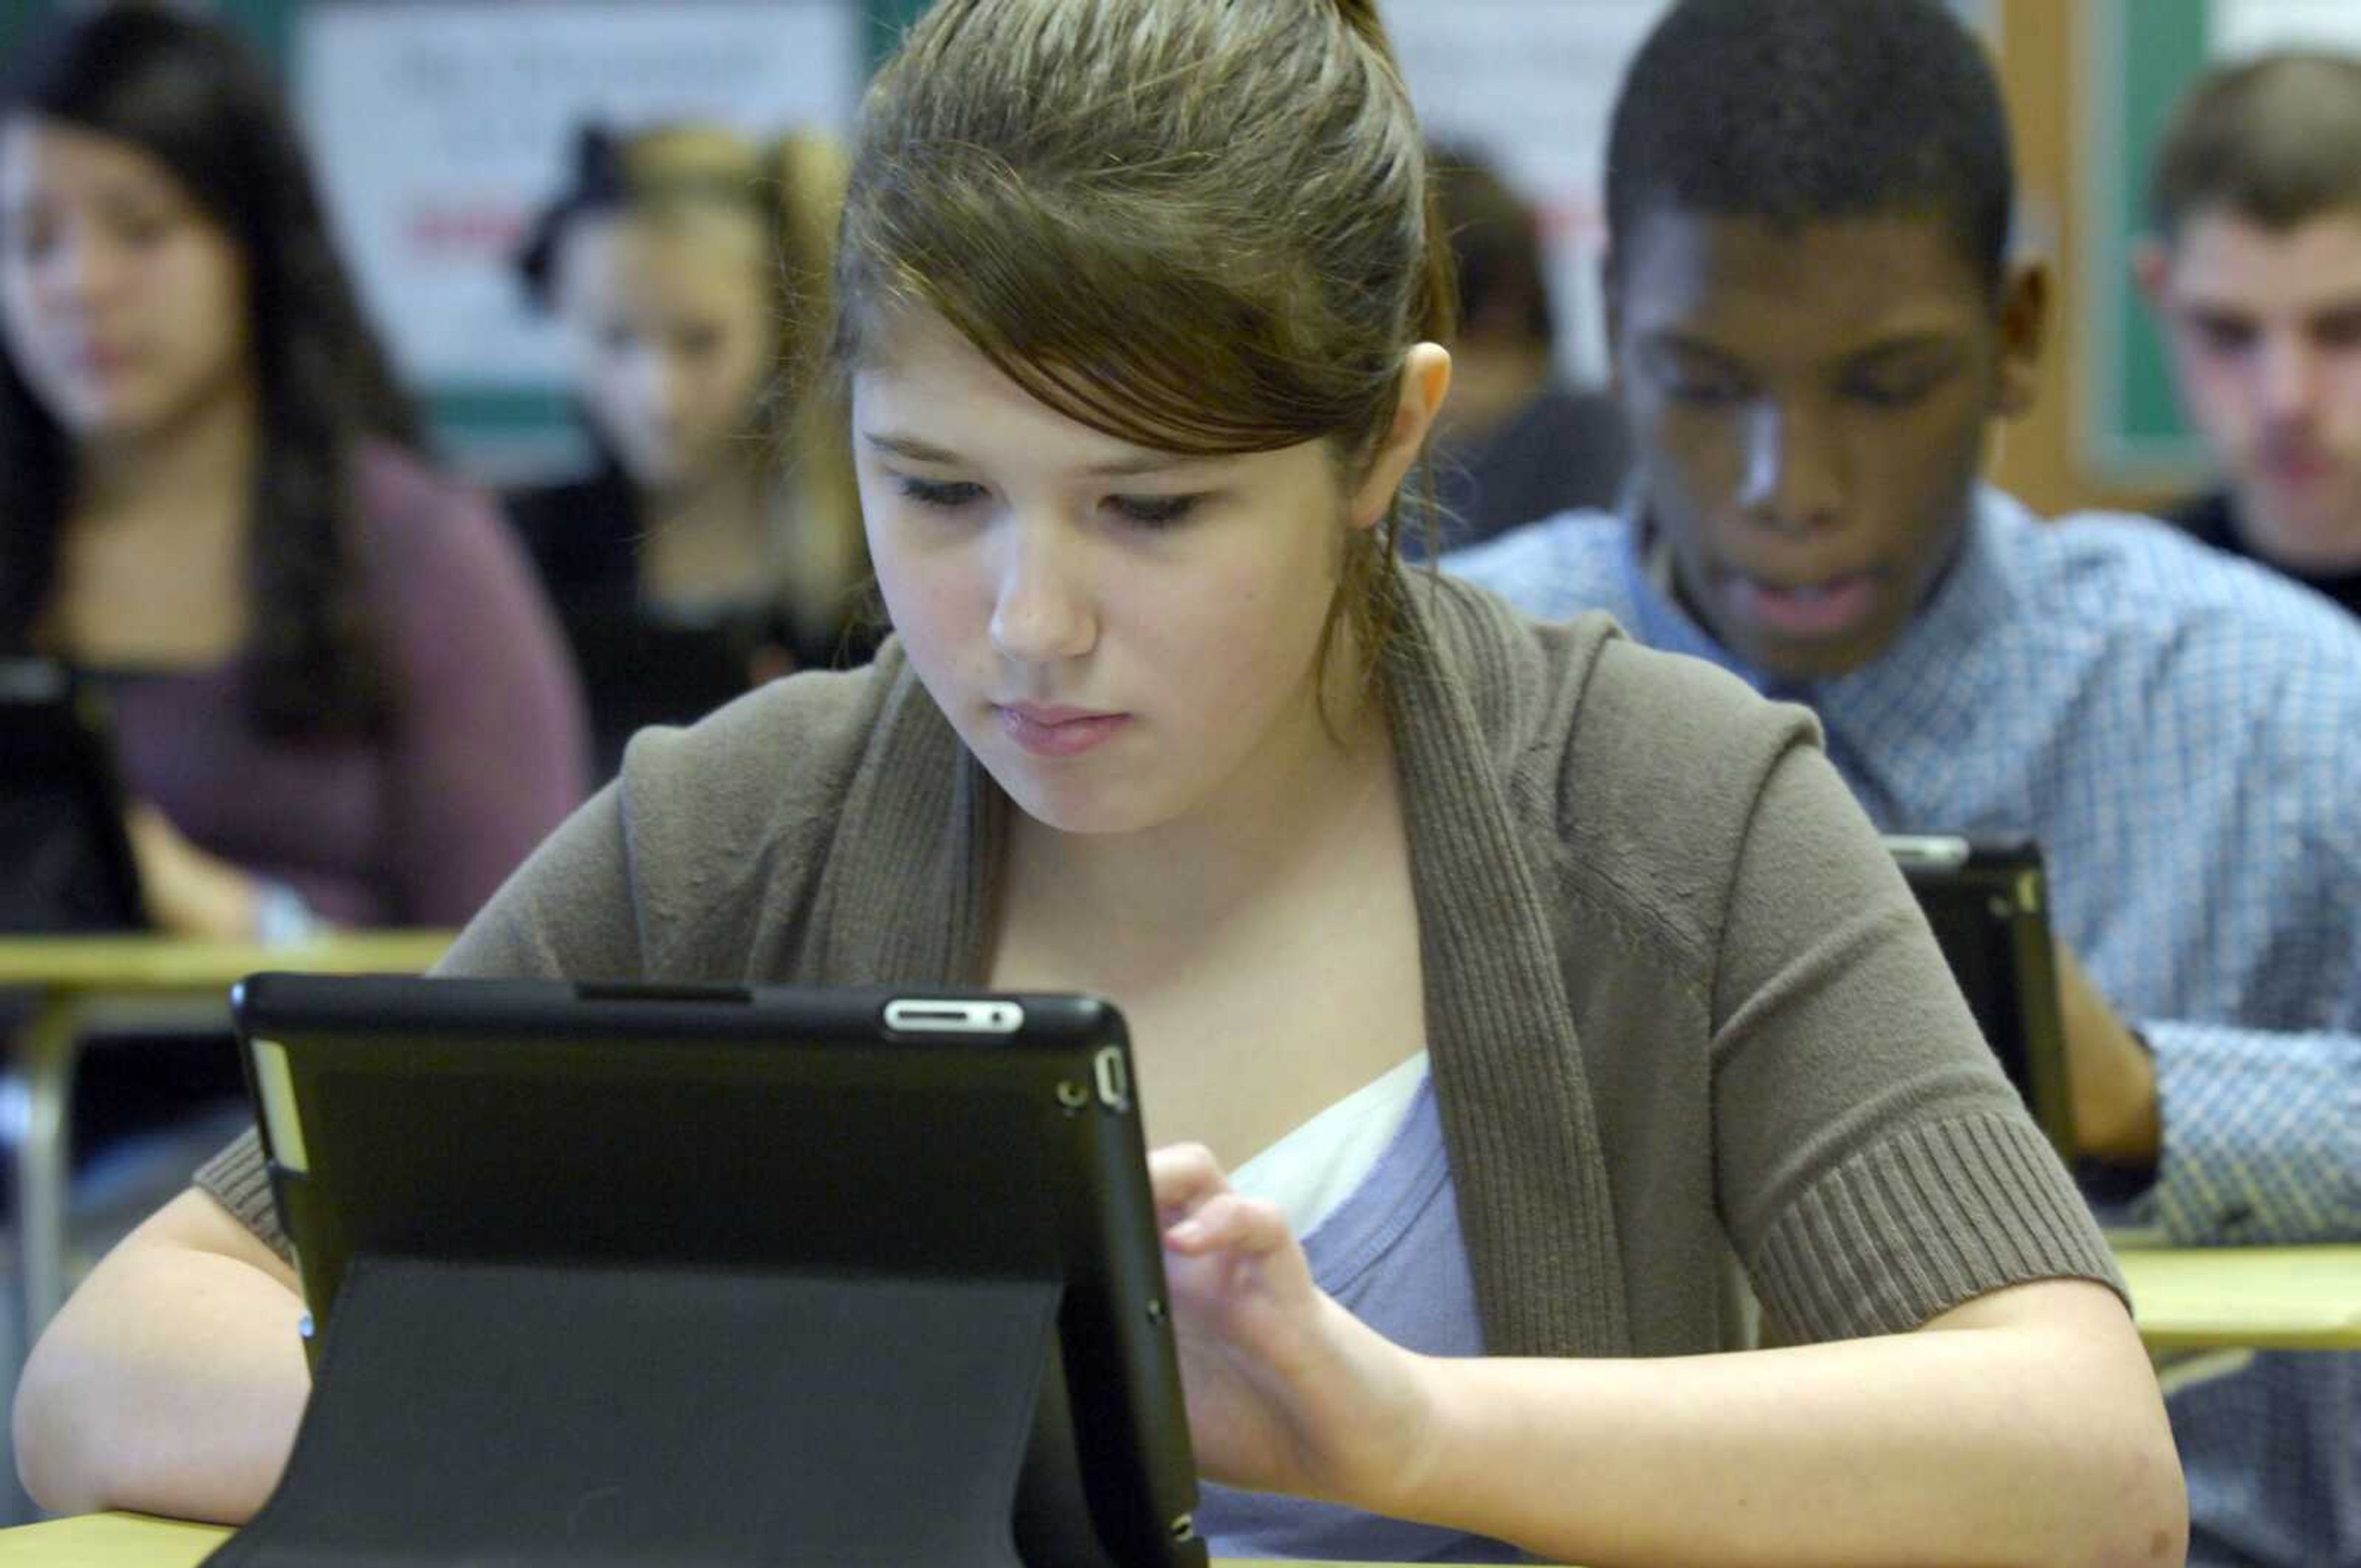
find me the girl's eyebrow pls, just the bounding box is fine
[861,431,969,465]
[860,429,1195,479]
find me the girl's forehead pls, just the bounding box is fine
[850,305,988,379]
[855,345,1176,470]
[567,204,767,271]
[849,306,1339,476]
[558,213,769,307]
[2,115,175,201]
[853,315,1065,427]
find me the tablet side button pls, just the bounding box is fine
[1093,1046,1131,1113]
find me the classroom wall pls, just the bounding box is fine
[1985,0,2178,520]
[10,0,2335,523]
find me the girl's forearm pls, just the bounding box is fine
[1373,1282,2184,1568]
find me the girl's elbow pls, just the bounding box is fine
[2070,1403,2186,1568]
[13,1330,110,1516]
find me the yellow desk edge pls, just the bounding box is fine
[0,1513,227,1567]
[0,931,456,991]
[0,1511,1406,1567]
[2114,1243,2361,1352]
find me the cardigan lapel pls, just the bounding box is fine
[809,648,1002,987]
[1385,578,1631,1360]
[810,598,1631,1360]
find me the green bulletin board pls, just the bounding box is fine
[866,0,931,64]
[2084,0,2213,484]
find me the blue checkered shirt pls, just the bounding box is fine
[1449,488,2361,1567]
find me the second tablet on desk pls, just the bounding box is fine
[0,657,144,934]
[1887,833,2077,1160]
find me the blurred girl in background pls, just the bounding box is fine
[0,2,587,939]
[511,124,871,778]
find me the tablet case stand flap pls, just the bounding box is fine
[204,1253,1058,1567]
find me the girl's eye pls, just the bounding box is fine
[1108,494,1199,528]
[898,476,986,510]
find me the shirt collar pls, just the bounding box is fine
[1613,486,2022,723]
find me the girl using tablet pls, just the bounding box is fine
[19,2,2185,1561]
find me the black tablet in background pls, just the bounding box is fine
[1886,833,2077,1160]
[0,657,145,933]
[225,974,1209,1568]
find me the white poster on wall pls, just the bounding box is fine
[296,2,862,392]
[2215,0,2361,56]
[1387,0,1667,385]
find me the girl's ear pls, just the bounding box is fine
[1350,343,1453,529]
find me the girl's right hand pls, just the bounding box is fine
[1150,1142,1441,1513]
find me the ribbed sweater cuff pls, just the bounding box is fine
[1751,1113,2125,1342]
[192,1125,293,1262]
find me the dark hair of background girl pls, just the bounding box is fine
[0,2,419,738]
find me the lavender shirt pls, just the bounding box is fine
[101,446,588,928]
[1194,1075,1519,1562]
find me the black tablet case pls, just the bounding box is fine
[1891,833,2078,1160]
[216,1256,1066,1567]
[207,978,1209,1568]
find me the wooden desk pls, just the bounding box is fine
[2115,1243,2361,1352]
[0,933,451,1375]
[0,1513,1349,1566]
[0,1512,228,1567]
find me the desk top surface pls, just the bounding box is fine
[2114,1243,2361,1350]
[0,1513,1351,1567]
[0,932,453,992]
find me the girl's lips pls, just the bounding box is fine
[995,704,1131,758]
[1726,571,1880,639]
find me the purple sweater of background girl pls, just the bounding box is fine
[102,444,588,928]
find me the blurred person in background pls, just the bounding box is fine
[0,1,588,939]
[1449,2,2361,1559]
[1421,140,1627,551]
[2140,50,2361,620]
[511,123,872,779]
